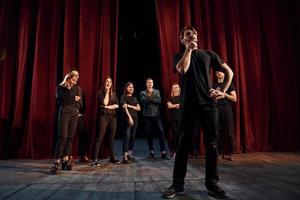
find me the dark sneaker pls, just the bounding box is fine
[206,184,227,199]
[91,160,101,167]
[127,154,135,161]
[61,160,67,170]
[110,158,121,164]
[50,162,59,175]
[148,151,155,159]
[122,155,129,164]
[161,152,170,160]
[79,156,91,163]
[161,185,185,199]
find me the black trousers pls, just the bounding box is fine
[143,116,166,152]
[77,116,88,157]
[55,106,79,159]
[93,115,117,160]
[217,104,235,154]
[173,104,219,189]
[169,119,181,153]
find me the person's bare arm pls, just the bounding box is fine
[104,104,119,109]
[219,63,234,93]
[167,102,180,109]
[176,39,197,74]
[127,104,141,111]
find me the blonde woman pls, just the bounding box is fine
[166,83,181,158]
[50,71,80,175]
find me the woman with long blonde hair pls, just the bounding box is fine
[50,71,80,175]
[166,83,181,158]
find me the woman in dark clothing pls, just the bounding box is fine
[92,76,119,166]
[166,83,182,158]
[50,71,80,175]
[120,82,140,163]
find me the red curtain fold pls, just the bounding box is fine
[260,0,300,150]
[10,0,39,158]
[0,0,20,158]
[78,0,119,157]
[18,0,63,158]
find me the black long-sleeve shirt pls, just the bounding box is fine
[56,85,78,109]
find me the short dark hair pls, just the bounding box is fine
[146,78,153,82]
[179,26,197,40]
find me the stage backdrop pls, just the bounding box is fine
[0,0,299,159]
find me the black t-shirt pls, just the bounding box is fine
[212,82,236,105]
[97,91,119,116]
[120,95,139,118]
[173,50,224,107]
[167,95,181,121]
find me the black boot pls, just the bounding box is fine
[50,162,60,175]
[206,183,227,199]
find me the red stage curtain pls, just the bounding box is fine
[155,0,300,153]
[1,0,299,159]
[0,0,118,159]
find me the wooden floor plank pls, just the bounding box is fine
[0,139,299,200]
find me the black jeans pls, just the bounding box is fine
[93,115,117,160]
[217,104,235,154]
[77,116,88,157]
[169,119,181,153]
[122,117,138,153]
[173,104,219,189]
[55,106,79,159]
[143,116,166,152]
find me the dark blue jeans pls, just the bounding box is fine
[143,116,166,152]
[122,117,138,153]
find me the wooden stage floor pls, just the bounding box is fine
[0,139,299,200]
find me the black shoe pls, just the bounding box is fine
[79,156,91,163]
[161,185,185,199]
[66,157,73,170]
[127,154,135,161]
[148,151,155,159]
[206,184,227,199]
[61,160,67,170]
[50,162,60,175]
[122,155,129,164]
[91,159,101,167]
[110,158,121,164]
[161,152,170,160]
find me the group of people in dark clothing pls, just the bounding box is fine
[50,74,171,174]
[50,26,237,199]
